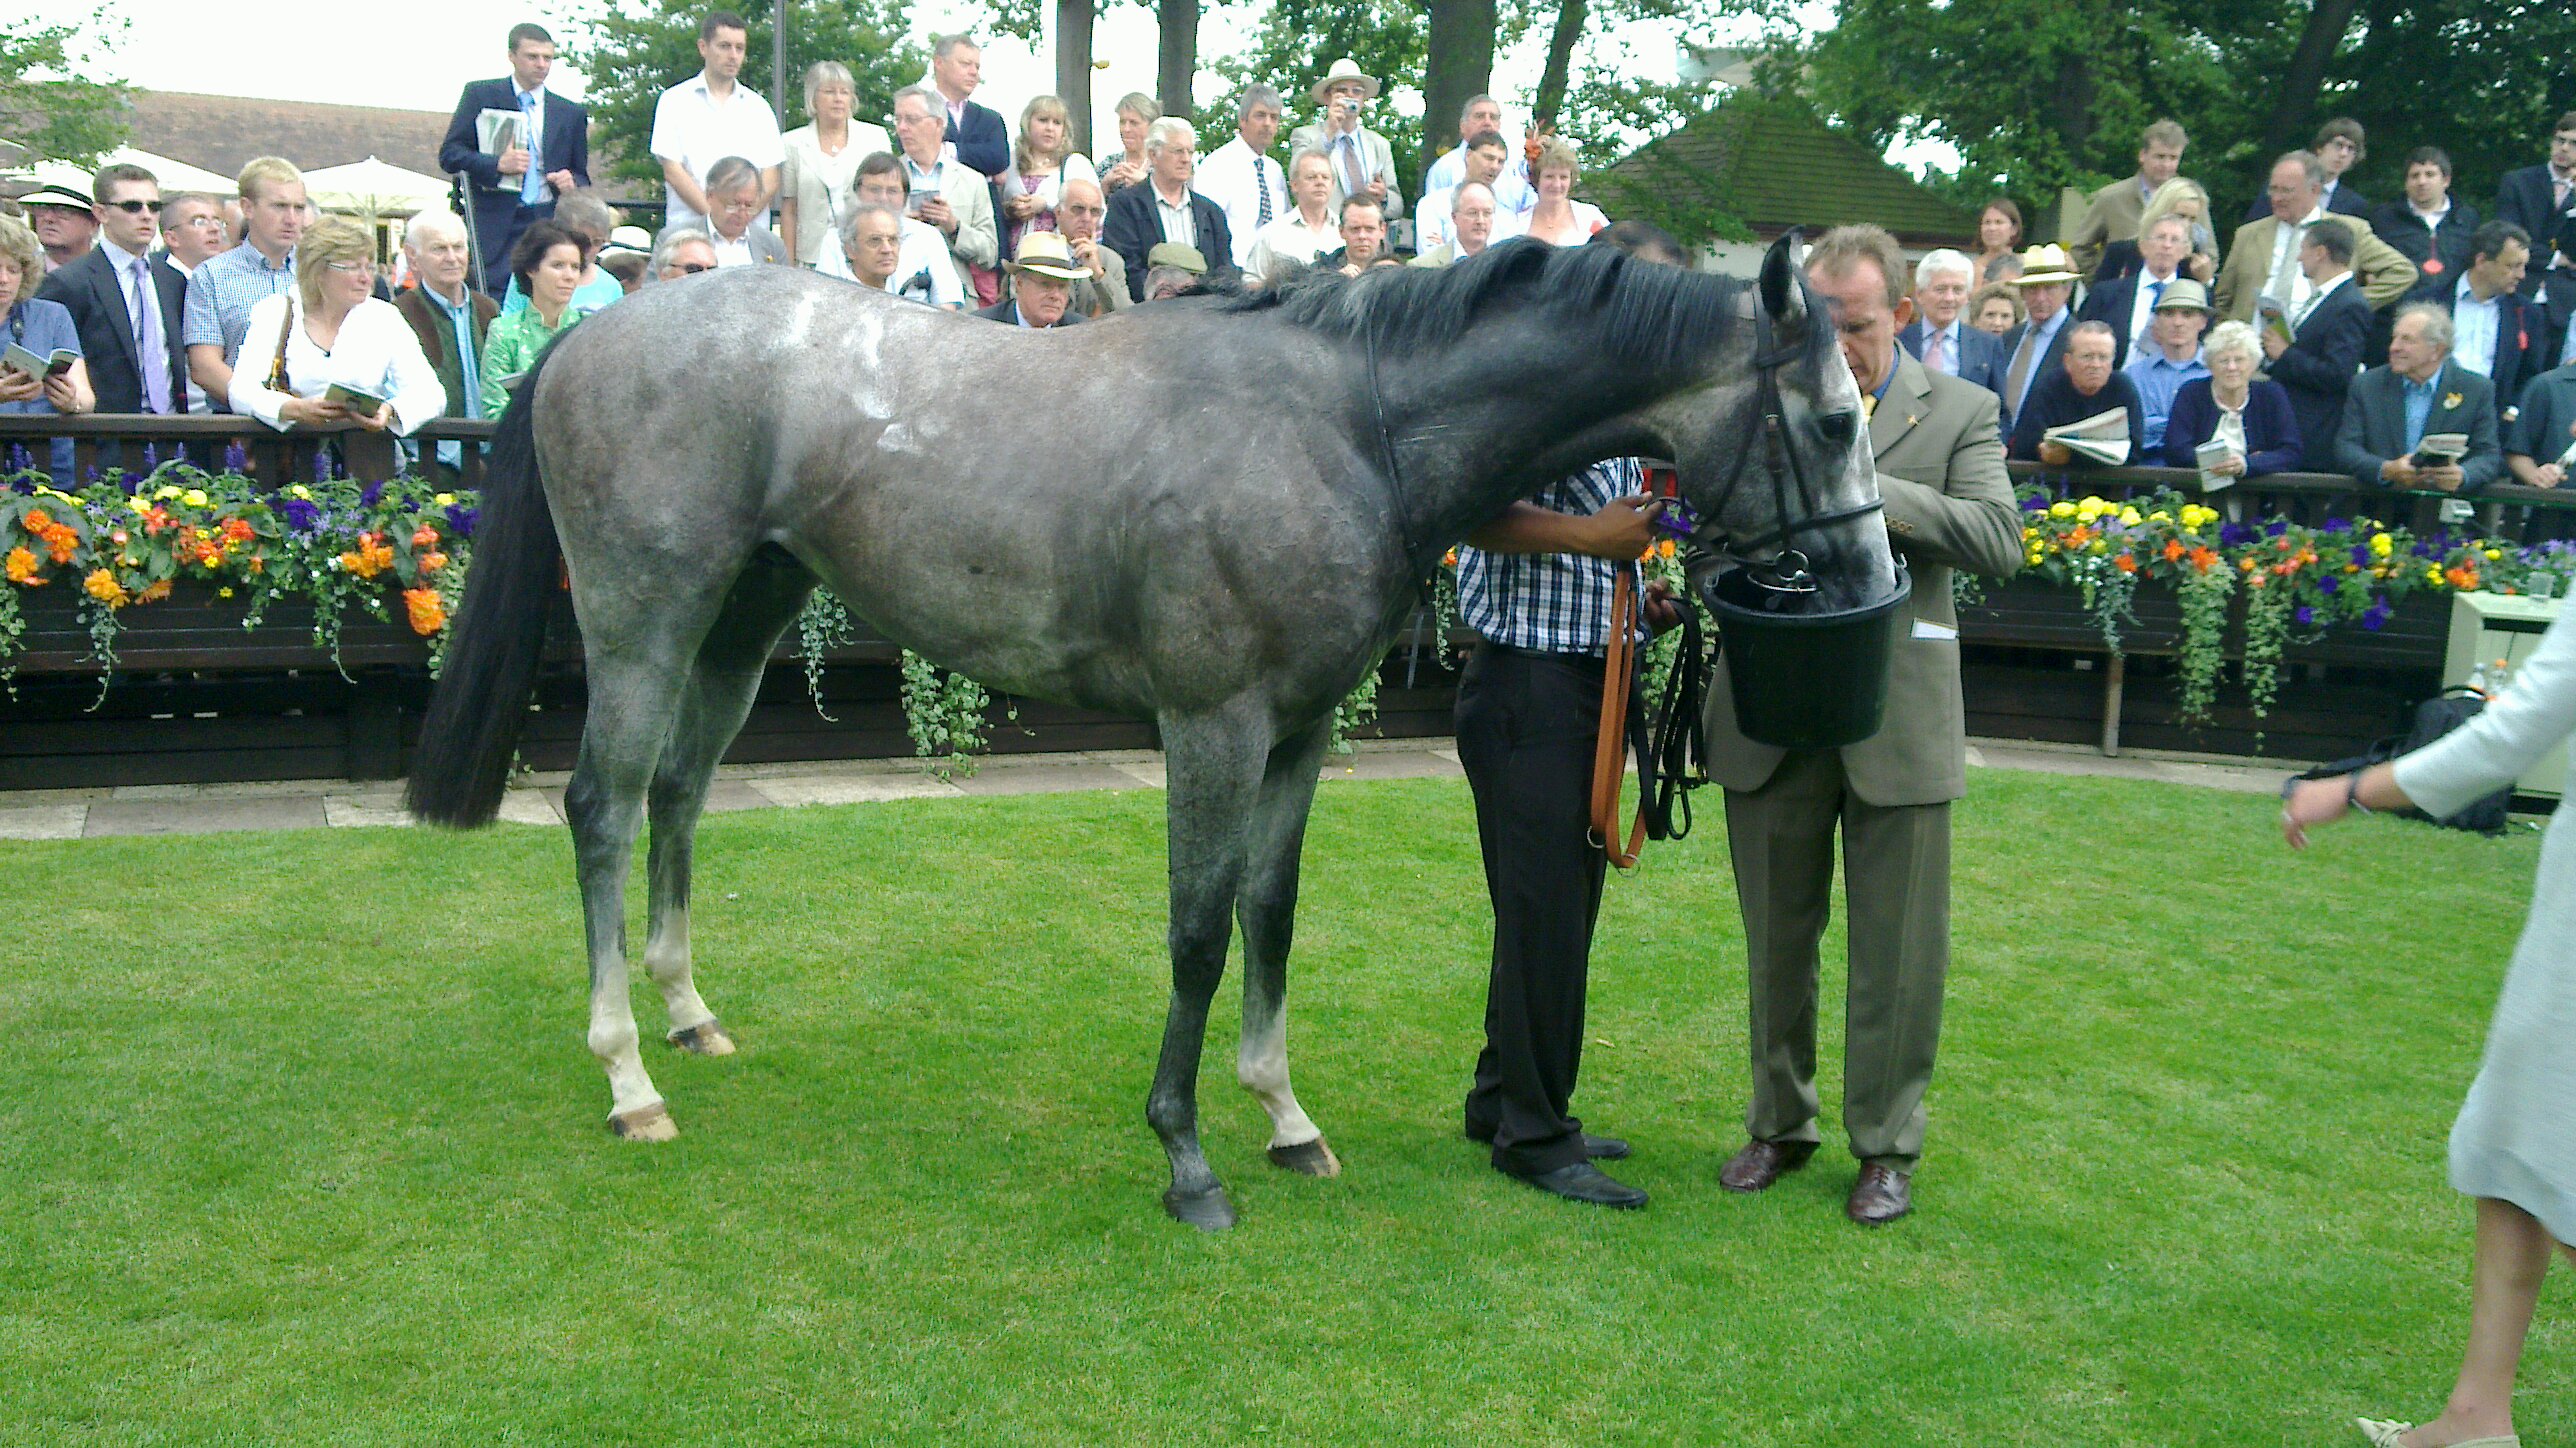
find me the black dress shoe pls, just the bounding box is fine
[1502,1160,1648,1209]
[1846,1164,1912,1225]
[1718,1138,1818,1193]
[1465,1126,1632,1160]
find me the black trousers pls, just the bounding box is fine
[1455,642,1610,1175]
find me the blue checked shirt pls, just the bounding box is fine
[1456,457,1646,657]
[182,241,296,369]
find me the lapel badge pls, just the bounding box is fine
[2443,391,2463,410]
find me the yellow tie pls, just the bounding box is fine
[1862,392,1878,420]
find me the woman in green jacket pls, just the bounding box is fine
[482,219,589,417]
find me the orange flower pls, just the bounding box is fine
[2188,546,2219,573]
[142,506,172,536]
[83,569,127,606]
[21,508,53,535]
[418,550,447,573]
[402,586,446,635]
[137,578,173,604]
[2113,553,2137,573]
[411,524,439,549]
[2161,539,2186,563]
[5,545,42,585]
[221,517,256,544]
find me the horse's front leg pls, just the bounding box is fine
[1149,704,1272,1230]
[1236,715,1339,1178]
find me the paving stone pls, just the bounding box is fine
[1110,761,1167,788]
[82,796,328,837]
[751,775,961,808]
[497,791,563,826]
[108,779,347,802]
[1320,749,1467,781]
[324,796,417,829]
[949,764,1151,796]
[701,781,774,814]
[0,805,87,841]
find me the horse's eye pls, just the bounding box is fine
[1816,411,1858,444]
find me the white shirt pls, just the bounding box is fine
[814,216,967,309]
[2453,275,2503,376]
[2267,206,2328,311]
[1195,137,1288,267]
[2294,269,2352,329]
[228,294,445,434]
[1150,184,1196,250]
[1416,187,1526,254]
[650,72,787,230]
[1424,145,1535,216]
[1243,211,1336,286]
[2127,267,2180,355]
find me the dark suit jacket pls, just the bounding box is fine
[2075,271,2192,370]
[1101,185,1236,302]
[36,244,186,413]
[2266,280,2373,459]
[2161,377,2305,474]
[2007,369,2148,464]
[2494,164,2574,286]
[2371,199,2480,302]
[438,81,591,261]
[1996,312,2074,429]
[2442,285,2544,424]
[1897,319,2006,397]
[392,285,499,420]
[2243,181,2370,225]
[943,99,1009,178]
[2334,361,2504,491]
[972,299,1084,327]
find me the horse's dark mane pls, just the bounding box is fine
[1221,238,1752,378]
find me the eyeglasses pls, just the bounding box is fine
[325,260,378,275]
[671,262,713,275]
[173,214,226,229]
[106,198,163,215]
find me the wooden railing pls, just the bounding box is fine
[0,414,501,491]
[2005,461,2576,542]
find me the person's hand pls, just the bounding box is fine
[1642,579,1683,633]
[498,145,531,177]
[1069,237,1105,277]
[1365,177,1387,203]
[1004,193,1040,220]
[0,369,42,405]
[2260,327,2290,361]
[279,396,351,427]
[918,195,957,234]
[2038,441,2073,466]
[2425,462,2465,492]
[544,168,576,193]
[1579,494,1665,560]
[2280,775,2351,849]
[2186,252,2216,283]
[40,372,84,413]
[2380,456,2421,487]
[2211,453,2246,477]
[353,401,394,433]
[2533,462,2565,489]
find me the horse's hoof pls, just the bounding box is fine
[667,1022,737,1057]
[1162,1185,1237,1232]
[1267,1137,1342,1178]
[608,1103,678,1142]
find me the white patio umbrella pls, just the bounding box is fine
[99,146,238,196]
[304,156,453,217]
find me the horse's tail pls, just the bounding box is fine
[405,344,564,828]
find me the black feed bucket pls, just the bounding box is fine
[1703,564,1913,750]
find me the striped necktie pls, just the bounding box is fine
[1253,155,1273,227]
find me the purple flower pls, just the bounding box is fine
[2294,605,2314,625]
[2412,541,2433,558]
[2021,493,2049,512]
[2220,522,2254,547]
[310,449,331,485]
[2362,598,2390,631]
[224,440,249,473]
[6,443,28,472]
[2318,575,2339,595]
[280,497,322,533]
[445,504,478,538]
[360,480,385,508]
[2322,518,2351,534]
[2349,544,2372,567]
[2265,519,2289,537]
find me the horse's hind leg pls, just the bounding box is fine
[644,552,817,1058]
[1236,716,1339,1179]
[1149,703,1272,1230]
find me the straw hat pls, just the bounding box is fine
[1309,58,1382,104]
[2151,277,2213,313]
[2011,243,2080,285]
[600,225,654,259]
[16,183,94,213]
[1004,231,1089,281]
[1145,242,1208,274]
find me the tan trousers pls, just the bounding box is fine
[1721,747,1951,1171]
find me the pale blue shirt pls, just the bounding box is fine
[2451,276,2501,376]
[2402,374,2437,451]
[2122,346,2209,450]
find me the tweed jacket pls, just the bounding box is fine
[2212,212,2418,322]
[2334,361,2505,493]
[1693,349,2023,807]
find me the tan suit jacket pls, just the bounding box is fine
[1696,351,2022,807]
[2066,176,2153,275]
[2212,212,2418,322]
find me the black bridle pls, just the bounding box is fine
[1698,300,1891,595]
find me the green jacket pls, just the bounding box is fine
[480,305,585,417]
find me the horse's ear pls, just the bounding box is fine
[1759,230,1805,325]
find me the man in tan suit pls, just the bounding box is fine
[2213,150,2417,323]
[2067,118,2188,275]
[1696,225,2022,1226]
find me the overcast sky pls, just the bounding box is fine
[76,0,1714,160]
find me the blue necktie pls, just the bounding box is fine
[519,91,545,206]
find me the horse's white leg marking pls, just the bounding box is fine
[1237,999,1321,1149]
[589,949,668,1135]
[642,907,719,1036]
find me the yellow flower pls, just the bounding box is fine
[286,484,312,500]
[180,489,209,508]
[2049,501,2076,518]
[2485,548,2502,560]
[2089,540,2109,554]
[2118,507,2142,526]
[2427,566,2444,583]
[153,485,181,501]
[2149,510,2171,523]
[127,498,148,515]
[2370,533,2394,556]
[433,492,455,507]
[218,586,234,598]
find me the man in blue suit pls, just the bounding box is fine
[2442,221,2544,424]
[440,24,591,296]
[1897,248,2005,398]
[2078,213,2196,370]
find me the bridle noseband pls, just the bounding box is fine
[1699,300,1890,597]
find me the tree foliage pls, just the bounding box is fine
[565,0,920,192]
[0,12,129,167]
[1217,0,1429,191]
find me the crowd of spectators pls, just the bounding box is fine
[12,16,2576,502]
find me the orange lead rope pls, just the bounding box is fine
[1588,465,1679,869]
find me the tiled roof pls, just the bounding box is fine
[128,91,452,183]
[1593,93,1980,246]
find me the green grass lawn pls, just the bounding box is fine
[1,770,2563,1445]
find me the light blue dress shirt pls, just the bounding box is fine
[2451,276,2501,377]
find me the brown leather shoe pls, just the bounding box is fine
[1846,1164,1912,1225]
[1718,1138,1817,1193]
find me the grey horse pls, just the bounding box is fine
[405,234,1897,1230]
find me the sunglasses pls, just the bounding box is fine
[671,262,713,275]
[106,198,164,215]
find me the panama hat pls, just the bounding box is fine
[2151,277,2213,313]
[1004,231,1089,282]
[15,183,95,213]
[1144,242,1208,274]
[1309,58,1382,104]
[600,225,654,259]
[2011,243,2081,285]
